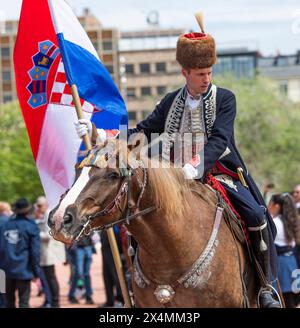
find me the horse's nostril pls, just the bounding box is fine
[63,213,74,226]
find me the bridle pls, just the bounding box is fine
[73,160,156,242]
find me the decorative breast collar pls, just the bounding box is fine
[132,206,224,305]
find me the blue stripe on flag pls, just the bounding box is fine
[56,33,128,125]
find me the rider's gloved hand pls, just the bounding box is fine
[97,128,107,143]
[182,163,198,180]
[74,119,92,138]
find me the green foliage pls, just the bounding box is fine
[214,75,300,192]
[0,102,43,204]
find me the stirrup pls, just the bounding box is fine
[257,285,283,308]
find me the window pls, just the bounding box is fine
[1,47,10,58]
[103,41,113,51]
[127,88,136,99]
[2,71,11,81]
[157,86,166,95]
[92,42,99,51]
[141,87,151,96]
[105,65,114,74]
[279,81,288,96]
[3,95,12,103]
[128,111,137,121]
[140,63,150,73]
[156,62,166,73]
[125,64,134,74]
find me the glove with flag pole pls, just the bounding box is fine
[75,119,108,144]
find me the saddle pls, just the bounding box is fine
[191,174,250,248]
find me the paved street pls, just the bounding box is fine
[30,244,106,308]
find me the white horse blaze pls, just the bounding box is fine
[53,167,91,229]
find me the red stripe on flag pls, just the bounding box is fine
[40,80,43,92]
[13,0,59,160]
[55,72,67,83]
[32,81,37,94]
[50,92,62,103]
[47,45,56,57]
[63,84,72,94]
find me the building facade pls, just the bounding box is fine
[119,29,185,126]
[258,52,300,102]
[1,9,299,126]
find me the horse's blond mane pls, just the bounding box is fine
[93,139,194,218]
[146,160,193,219]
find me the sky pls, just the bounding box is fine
[0,0,300,56]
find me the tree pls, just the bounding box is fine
[214,75,300,193]
[0,102,43,204]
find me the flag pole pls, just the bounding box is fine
[70,84,133,308]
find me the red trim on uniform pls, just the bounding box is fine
[215,161,239,180]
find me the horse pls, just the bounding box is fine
[48,135,257,307]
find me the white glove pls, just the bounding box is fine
[97,128,107,143]
[74,119,92,138]
[182,163,198,180]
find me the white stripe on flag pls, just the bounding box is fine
[36,103,92,209]
[57,60,65,73]
[48,0,99,59]
[52,82,66,93]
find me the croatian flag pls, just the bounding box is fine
[14,0,128,209]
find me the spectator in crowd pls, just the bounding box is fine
[0,202,12,224]
[0,198,40,308]
[68,234,96,305]
[99,228,124,308]
[34,196,66,308]
[293,185,300,213]
[268,193,300,307]
[0,201,12,307]
[292,184,300,306]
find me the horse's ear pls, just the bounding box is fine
[127,130,145,152]
[91,123,98,146]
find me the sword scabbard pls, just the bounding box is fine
[237,167,248,188]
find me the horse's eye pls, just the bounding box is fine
[107,172,120,180]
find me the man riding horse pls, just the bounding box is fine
[76,27,281,308]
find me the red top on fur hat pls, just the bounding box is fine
[184,32,208,40]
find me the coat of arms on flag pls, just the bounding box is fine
[27,40,59,109]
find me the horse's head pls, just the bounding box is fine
[48,134,147,244]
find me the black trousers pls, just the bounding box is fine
[101,247,123,306]
[5,278,31,308]
[42,265,60,307]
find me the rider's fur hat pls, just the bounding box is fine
[176,33,217,69]
[176,13,216,69]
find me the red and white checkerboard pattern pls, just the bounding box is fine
[50,60,99,114]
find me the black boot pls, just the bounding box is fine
[249,221,282,308]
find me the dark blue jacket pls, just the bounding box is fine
[0,215,40,280]
[0,215,9,228]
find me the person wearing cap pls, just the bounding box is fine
[75,21,280,307]
[0,198,40,308]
